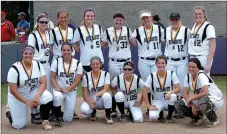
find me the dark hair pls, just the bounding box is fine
[61,42,73,51]
[90,56,102,65]
[123,61,134,69]
[113,13,125,19]
[153,15,160,21]
[155,55,167,64]
[36,15,48,22]
[188,58,204,70]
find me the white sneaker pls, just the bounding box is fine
[42,120,52,130]
[106,117,113,125]
[206,119,220,128]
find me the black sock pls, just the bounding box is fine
[116,102,125,115]
[148,92,151,105]
[91,109,96,117]
[105,108,111,118]
[159,111,164,118]
[53,105,61,118]
[40,101,53,120]
[112,96,117,112]
[167,105,175,119]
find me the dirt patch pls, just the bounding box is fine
[1,96,226,134]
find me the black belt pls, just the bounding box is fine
[111,58,130,62]
[40,61,47,64]
[140,57,155,60]
[167,57,186,61]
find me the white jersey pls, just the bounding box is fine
[51,26,75,57]
[111,74,145,101]
[184,70,222,97]
[188,21,216,56]
[51,57,83,89]
[82,71,110,98]
[164,26,191,58]
[101,26,133,59]
[132,24,164,57]
[7,60,45,96]
[145,70,179,100]
[28,30,52,62]
[73,24,104,66]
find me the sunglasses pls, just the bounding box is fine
[123,68,133,71]
[39,21,48,24]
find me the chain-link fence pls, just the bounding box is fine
[34,1,226,37]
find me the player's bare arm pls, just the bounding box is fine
[82,87,95,109]
[33,75,47,104]
[205,38,216,73]
[101,41,108,47]
[74,42,80,52]
[95,84,110,97]
[50,71,62,92]
[129,37,138,46]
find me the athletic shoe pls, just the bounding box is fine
[173,112,184,119]
[119,114,127,123]
[73,113,80,119]
[190,118,202,126]
[49,113,56,122]
[55,117,63,127]
[42,120,52,130]
[6,111,12,124]
[106,117,114,124]
[206,118,220,127]
[164,117,173,123]
[90,114,97,121]
[31,113,42,124]
[110,111,117,118]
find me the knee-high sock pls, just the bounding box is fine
[40,101,53,120]
[116,102,125,115]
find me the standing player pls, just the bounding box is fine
[188,6,216,75]
[51,10,76,61]
[73,8,104,72]
[80,56,113,124]
[174,58,224,127]
[28,14,53,124]
[50,43,83,127]
[130,10,165,114]
[6,46,53,130]
[101,13,134,117]
[141,55,180,123]
[111,61,144,123]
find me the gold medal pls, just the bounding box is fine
[144,25,153,44]
[21,60,33,80]
[63,58,73,77]
[124,75,133,94]
[193,19,205,37]
[59,25,68,43]
[92,71,101,89]
[157,71,167,90]
[84,25,95,43]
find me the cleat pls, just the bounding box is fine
[206,119,220,128]
[42,120,52,130]
[110,111,117,118]
[55,117,63,127]
[31,113,42,124]
[119,114,127,123]
[73,113,80,119]
[106,117,113,124]
[190,118,202,126]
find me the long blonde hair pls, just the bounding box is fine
[193,6,207,21]
[80,8,95,26]
[34,14,49,30]
[57,10,69,26]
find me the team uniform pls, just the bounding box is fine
[80,71,112,115]
[28,30,52,92]
[112,74,144,122]
[174,71,224,123]
[7,60,53,129]
[51,26,76,61]
[164,25,191,96]
[132,24,164,81]
[51,57,83,122]
[188,21,216,75]
[101,26,133,80]
[73,24,104,71]
[145,70,179,120]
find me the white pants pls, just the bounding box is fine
[53,89,77,122]
[42,63,52,93]
[166,58,188,97]
[108,59,129,80]
[138,58,157,82]
[115,91,143,122]
[80,92,112,115]
[149,94,177,120]
[8,89,53,129]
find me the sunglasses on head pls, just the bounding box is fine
[39,21,48,24]
[123,68,133,71]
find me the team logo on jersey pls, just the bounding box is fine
[122,89,137,95]
[59,39,72,45]
[90,86,103,93]
[143,36,158,42]
[25,78,39,86]
[155,86,171,92]
[86,35,99,41]
[194,88,202,94]
[169,39,182,44]
[60,72,74,78]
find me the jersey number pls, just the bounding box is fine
[129,94,137,100]
[96,41,100,48]
[153,42,159,49]
[177,45,184,52]
[120,41,127,49]
[194,40,201,46]
[66,78,74,85]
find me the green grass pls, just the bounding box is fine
[1,76,226,105]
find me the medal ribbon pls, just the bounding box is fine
[59,25,68,42]
[192,76,197,91]
[38,30,47,48]
[21,60,33,79]
[113,27,122,45]
[124,75,133,94]
[144,25,153,44]
[157,71,167,90]
[91,71,101,89]
[171,26,181,41]
[84,24,95,42]
[193,19,205,37]
[63,58,73,77]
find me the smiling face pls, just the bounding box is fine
[58,12,68,26]
[188,61,199,76]
[84,11,95,25]
[156,58,167,71]
[91,59,101,72]
[123,65,134,77]
[170,18,180,29]
[194,9,205,23]
[114,17,124,29]
[141,16,153,27]
[38,17,48,31]
[22,49,34,64]
[61,44,72,60]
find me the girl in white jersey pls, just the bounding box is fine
[51,11,77,61]
[130,10,165,115]
[74,8,104,72]
[174,58,224,127]
[112,61,144,123]
[80,56,113,125]
[141,55,180,123]
[6,46,53,130]
[188,6,216,75]
[50,43,83,127]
